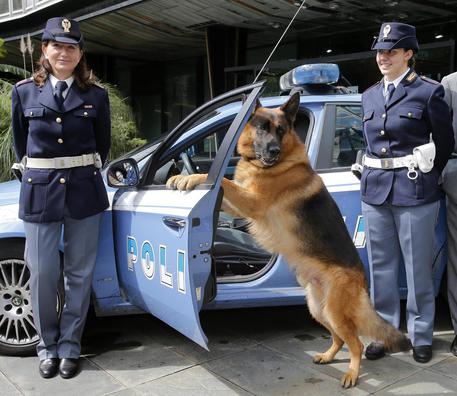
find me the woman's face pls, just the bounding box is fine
[376,48,413,81]
[42,41,82,79]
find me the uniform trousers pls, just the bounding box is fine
[442,158,457,334]
[362,200,440,346]
[24,207,102,360]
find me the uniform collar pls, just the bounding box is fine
[383,68,410,92]
[49,74,74,90]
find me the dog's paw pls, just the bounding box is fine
[166,174,207,191]
[340,369,358,388]
[313,353,333,365]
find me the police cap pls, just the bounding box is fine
[42,17,84,47]
[371,22,419,53]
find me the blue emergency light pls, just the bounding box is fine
[279,63,340,91]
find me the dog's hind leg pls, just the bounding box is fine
[305,284,344,364]
[313,329,344,364]
[326,313,363,388]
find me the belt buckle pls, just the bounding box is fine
[381,159,393,169]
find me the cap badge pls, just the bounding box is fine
[383,24,391,38]
[61,19,71,33]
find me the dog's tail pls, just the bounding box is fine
[359,294,411,352]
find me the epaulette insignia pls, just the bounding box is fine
[15,77,33,87]
[406,71,417,82]
[420,75,439,85]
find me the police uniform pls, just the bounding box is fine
[441,71,457,354]
[11,17,110,370]
[361,23,454,354]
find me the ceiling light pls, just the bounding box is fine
[435,34,443,39]
[326,49,333,54]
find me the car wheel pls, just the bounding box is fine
[0,240,64,356]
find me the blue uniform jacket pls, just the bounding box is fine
[12,78,111,222]
[361,70,454,206]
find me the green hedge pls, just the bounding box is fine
[0,65,146,182]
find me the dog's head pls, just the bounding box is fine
[237,92,300,168]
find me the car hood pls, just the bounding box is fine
[0,180,20,206]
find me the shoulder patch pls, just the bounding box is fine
[15,77,33,87]
[406,71,417,82]
[420,75,439,85]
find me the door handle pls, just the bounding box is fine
[162,217,186,231]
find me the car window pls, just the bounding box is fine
[316,103,364,170]
[332,105,364,167]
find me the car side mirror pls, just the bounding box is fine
[107,158,140,187]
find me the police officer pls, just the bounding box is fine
[361,22,454,363]
[441,71,457,356]
[11,17,110,378]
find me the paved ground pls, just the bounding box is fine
[1,297,456,396]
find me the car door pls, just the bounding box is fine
[111,82,265,349]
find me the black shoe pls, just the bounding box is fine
[59,358,79,379]
[39,358,59,379]
[365,342,385,360]
[451,336,457,357]
[413,345,432,363]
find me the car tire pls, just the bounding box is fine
[0,239,64,356]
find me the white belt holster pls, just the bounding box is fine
[24,152,102,170]
[363,142,435,180]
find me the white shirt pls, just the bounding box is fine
[49,74,74,99]
[383,68,410,96]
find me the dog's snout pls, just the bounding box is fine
[268,145,280,157]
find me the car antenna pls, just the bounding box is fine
[253,0,307,83]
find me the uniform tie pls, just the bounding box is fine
[54,80,68,108]
[385,83,395,105]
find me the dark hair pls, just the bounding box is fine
[408,54,416,68]
[33,41,97,90]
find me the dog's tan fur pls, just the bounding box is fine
[167,93,410,388]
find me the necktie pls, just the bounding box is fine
[54,81,68,108]
[385,83,395,105]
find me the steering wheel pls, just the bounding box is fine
[180,152,198,174]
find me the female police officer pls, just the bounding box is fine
[361,22,454,363]
[11,17,110,378]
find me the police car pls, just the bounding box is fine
[0,64,447,355]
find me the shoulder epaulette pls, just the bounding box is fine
[15,77,33,87]
[420,75,439,85]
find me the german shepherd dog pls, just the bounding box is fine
[166,92,410,388]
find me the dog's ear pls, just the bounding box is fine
[255,98,262,110]
[280,92,300,125]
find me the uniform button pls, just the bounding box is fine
[57,138,64,144]
[380,130,385,136]
[27,178,32,183]
[29,111,33,116]
[94,171,97,175]
[83,111,88,117]
[382,113,386,118]
[381,147,387,154]
[59,178,66,184]
[56,117,62,123]
[408,112,413,118]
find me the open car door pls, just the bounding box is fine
[111,82,265,349]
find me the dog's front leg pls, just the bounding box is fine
[221,179,262,220]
